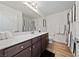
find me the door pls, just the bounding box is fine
[37,40,42,56]
[42,34,48,52]
[32,41,41,57]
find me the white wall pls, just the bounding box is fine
[76,2,79,39]
[34,17,47,32]
[0,3,23,32]
[46,10,68,41]
[34,10,68,43]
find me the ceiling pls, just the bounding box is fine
[0,1,75,19]
[37,1,75,16]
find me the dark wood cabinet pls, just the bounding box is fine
[4,40,31,57]
[4,43,23,57]
[15,47,31,57]
[37,40,42,56]
[31,36,42,57]
[31,33,48,57]
[0,33,48,57]
[0,50,3,57]
[42,38,46,52]
[32,37,39,44]
[32,42,39,57]
[42,33,48,52]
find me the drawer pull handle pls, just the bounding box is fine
[33,46,35,48]
[29,48,31,51]
[21,46,24,48]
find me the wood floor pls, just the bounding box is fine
[47,41,73,57]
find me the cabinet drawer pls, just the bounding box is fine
[32,37,39,44]
[4,40,31,57]
[21,40,31,49]
[42,34,46,39]
[15,47,31,57]
[42,33,48,38]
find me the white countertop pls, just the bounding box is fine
[0,32,48,50]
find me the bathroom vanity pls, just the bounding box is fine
[0,32,48,57]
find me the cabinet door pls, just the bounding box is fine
[15,47,31,57]
[45,33,49,47]
[42,33,48,52]
[42,38,46,52]
[0,50,3,57]
[37,40,42,56]
[32,40,41,57]
[32,43,38,57]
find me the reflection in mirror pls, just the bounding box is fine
[74,4,76,22]
[22,13,36,32]
[43,19,46,27]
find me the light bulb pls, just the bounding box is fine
[32,2,35,6]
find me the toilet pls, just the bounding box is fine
[49,36,53,43]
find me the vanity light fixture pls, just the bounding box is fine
[24,2,39,14]
[32,2,36,6]
[24,1,44,19]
